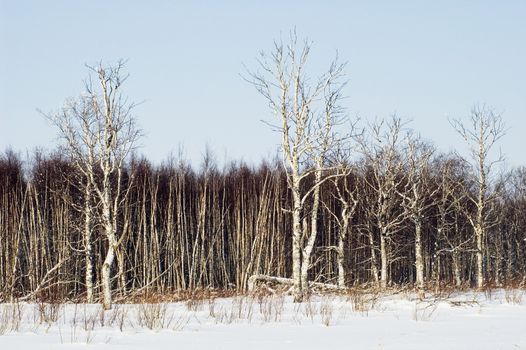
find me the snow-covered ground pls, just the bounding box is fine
[0,289,525,349]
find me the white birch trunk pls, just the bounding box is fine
[475,224,484,289]
[101,183,116,310]
[84,181,94,303]
[101,242,115,310]
[337,231,347,288]
[101,173,116,310]
[292,185,303,302]
[367,227,380,287]
[452,250,462,287]
[415,219,425,293]
[337,204,350,288]
[300,168,322,297]
[380,229,388,289]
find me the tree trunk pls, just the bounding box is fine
[101,185,116,310]
[380,229,388,289]
[84,181,94,303]
[367,227,380,287]
[101,243,115,310]
[337,207,349,288]
[116,247,126,297]
[415,220,425,291]
[300,169,322,298]
[475,224,484,289]
[292,188,303,302]
[452,250,462,287]
[337,234,346,288]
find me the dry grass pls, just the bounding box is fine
[106,304,128,331]
[257,294,284,323]
[0,284,523,336]
[135,303,174,330]
[0,302,23,335]
[126,289,238,304]
[504,289,523,305]
[319,298,334,326]
[412,301,438,322]
[342,287,381,314]
[35,299,62,325]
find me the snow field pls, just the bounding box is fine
[0,289,525,349]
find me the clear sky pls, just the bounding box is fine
[1,1,525,168]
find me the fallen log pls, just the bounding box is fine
[247,274,344,293]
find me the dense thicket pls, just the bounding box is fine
[1,147,525,301]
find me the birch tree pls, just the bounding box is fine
[45,96,97,302]
[431,155,471,286]
[248,32,347,301]
[46,61,141,309]
[451,105,505,289]
[359,117,407,288]
[327,167,359,288]
[323,127,361,288]
[399,136,436,294]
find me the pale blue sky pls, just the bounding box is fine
[1,1,525,167]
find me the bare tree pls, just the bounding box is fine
[359,117,408,288]
[46,61,141,309]
[248,32,347,301]
[399,136,436,294]
[451,105,506,289]
[44,95,97,302]
[327,166,359,288]
[323,123,361,288]
[432,155,471,287]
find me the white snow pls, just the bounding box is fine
[0,289,525,349]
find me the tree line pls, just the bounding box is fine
[1,138,524,303]
[1,34,525,308]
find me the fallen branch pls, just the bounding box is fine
[247,274,344,293]
[18,258,69,302]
